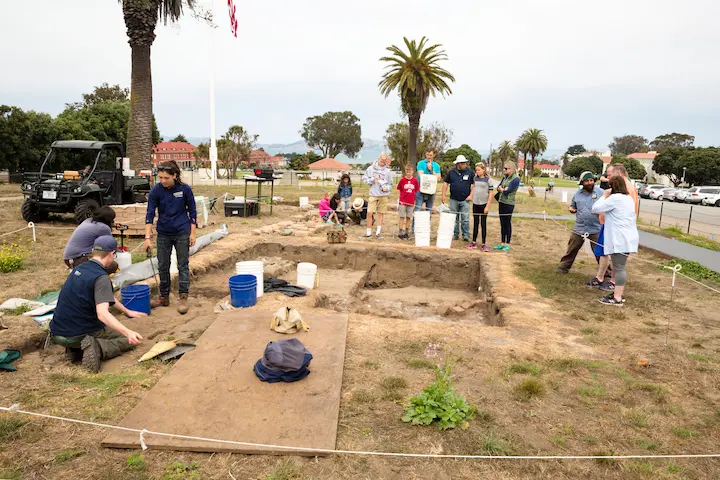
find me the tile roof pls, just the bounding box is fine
[308,158,352,170]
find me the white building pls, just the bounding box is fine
[627,151,670,185]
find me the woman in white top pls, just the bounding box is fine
[591,175,639,306]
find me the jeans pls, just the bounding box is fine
[340,197,351,213]
[472,203,488,244]
[157,233,190,297]
[449,199,470,239]
[499,203,514,243]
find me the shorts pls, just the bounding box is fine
[367,196,389,214]
[593,225,606,257]
[398,204,414,218]
[321,212,332,221]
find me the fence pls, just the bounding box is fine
[637,199,720,241]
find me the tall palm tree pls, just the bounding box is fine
[120,0,196,170]
[516,128,548,183]
[497,141,516,165]
[379,37,455,169]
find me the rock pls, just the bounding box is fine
[445,306,465,316]
[252,229,262,235]
[278,220,293,227]
[281,229,294,236]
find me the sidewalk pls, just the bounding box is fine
[512,213,720,274]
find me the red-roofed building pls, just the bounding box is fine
[308,157,352,180]
[537,163,561,177]
[267,155,287,168]
[152,141,196,168]
[247,149,270,167]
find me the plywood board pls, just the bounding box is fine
[102,310,348,455]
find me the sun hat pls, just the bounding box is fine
[352,198,364,210]
[454,155,468,165]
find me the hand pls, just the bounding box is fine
[465,195,472,201]
[126,330,143,346]
[568,206,577,213]
[189,234,196,247]
[441,197,446,205]
[483,206,489,215]
[143,238,152,253]
[126,310,147,319]
[497,186,504,193]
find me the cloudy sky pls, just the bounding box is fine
[2,0,719,152]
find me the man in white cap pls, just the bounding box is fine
[442,155,474,242]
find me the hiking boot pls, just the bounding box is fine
[151,296,169,309]
[585,278,603,288]
[599,295,624,307]
[466,242,477,249]
[177,293,189,315]
[81,335,102,373]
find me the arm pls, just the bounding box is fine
[143,188,157,251]
[96,303,143,345]
[569,194,577,213]
[442,182,448,204]
[433,163,442,181]
[186,186,197,246]
[503,177,521,195]
[485,181,494,212]
[362,167,373,185]
[591,195,615,215]
[112,299,148,319]
[467,182,474,202]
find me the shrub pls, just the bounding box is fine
[0,243,26,273]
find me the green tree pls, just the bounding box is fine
[170,134,188,143]
[516,128,548,190]
[384,122,453,173]
[120,0,208,170]
[649,133,695,152]
[276,151,322,171]
[69,82,130,109]
[193,142,209,167]
[562,155,603,178]
[219,125,257,179]
[608,135,648,155]
[652,147,720,187]
[379,37,455,170]
[441,144,481,174]
[0,106,56,173]
[300,111,363,159]
[565,144,585,156]
[610,155,647,180]
[497,140,516,169]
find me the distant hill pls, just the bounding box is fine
[182,137,386,165]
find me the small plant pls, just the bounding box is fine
[162,460,201,480]
[480,431,515,455]
[671,427,696,439]
[0,417,28,441]
[406,358,434,369]
[660,259,720,282]
[513,378,546,401]
[635,439,658,450]
[622,409,649,429]
[1,304,32,316]
[0,243,26,273]
[403,342,476,430]
[352,389,375,404]
[362,360,380,369]
[264,459,301,480]
[380,376,407,401]
[53,448,86,464]
[127,452,147,472]
[577,382,606,398]
[667,463,686,474]
[507,362,540,376]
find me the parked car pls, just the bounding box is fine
[673,188,689,202]
[639,184,665,198]
[701,191,720,207]
[651,187,677,201]
[686,186,720,204]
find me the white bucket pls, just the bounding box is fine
[235,260,264,298]
[299,196,309,207]
[296,262,318,289]
[116,251,132,271]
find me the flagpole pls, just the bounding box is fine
[209,0,218,185]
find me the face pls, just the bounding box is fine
[405,168,414,177]
[475,165,485,176]
[426,151,435,161]
[606,166,615,179]
[343,177,349,183]
[158,170,176,188]
[504,166,514,174]
[582,179,595,191]
[457,162,467,171]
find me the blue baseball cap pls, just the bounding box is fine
[93,235,117,252]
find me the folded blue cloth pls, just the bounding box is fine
[254,353,312,383]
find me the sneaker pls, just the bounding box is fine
[603,292,626,303]
[493,244,504,251]
[151,296,169,309]
[326,220,334,224]
[599,282,615,292]
[466,242,477,249]
[177,293,189,315]
[585,278,603,288]
[81,335,102,373]
[599,295,624,307]
[481,244,489,252]
[463,237,470,242]
[376,234,384,240]
[453,236,460,241]
[360,233,372,238]
[502,245,511,252]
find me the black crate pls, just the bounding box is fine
[224,200,258,217]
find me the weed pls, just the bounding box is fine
[687,353,718,363]
[583,435,599,445]
[507,362,540,376]
[352,389,375,404]
[361,360,380,369]
[622,409,649,429]
[667,463,686,474]
[592,450,618,465]
[127,452,147,472]
[0,467,22,480]
[634,383,667,403]
[403,365,476,430]
[162,461,200,480]
[406,358,434,369]
[580,327,599,335]
[0,417,27,441]
[546,358,605,372]
[53,447,85,464]
[513,378,546,401]
[671,427,696,438]
[1,304,32,316]
[577,382,606,398]
[263,459,302,480]
[550,436,567,449]
[0,243,26,273]
[660,259,720,282]
[635,439,658,450]
[479,431,515,455]
[629,462,654,474]
[381,376,407,390]
[475,410,494,424]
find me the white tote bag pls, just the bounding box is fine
[420,174,438,195]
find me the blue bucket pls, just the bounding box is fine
[229,274,257,308]
[121,284,151,316]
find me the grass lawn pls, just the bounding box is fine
[530,177,578,188]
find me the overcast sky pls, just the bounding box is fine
[2,0,719,152]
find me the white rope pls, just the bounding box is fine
[1,406,719,460]
[0,226,30,238]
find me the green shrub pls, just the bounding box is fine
[403,365,476,430]
[0,243,26,273]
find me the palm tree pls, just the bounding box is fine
[379,37,455,169]
[497,141,516,165]
[119,0,196,170]
[516,128,548,185]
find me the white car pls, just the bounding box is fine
[688,186,720,204]
[701,191,720,207]
[649,187,676,201]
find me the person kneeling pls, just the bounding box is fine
[49,235,145,373]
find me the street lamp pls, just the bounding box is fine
[681,166,687,186]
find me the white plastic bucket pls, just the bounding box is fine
[235,260,264,298]
[115,251,132,271]
[299,196,309,207]
[296,262,318,289]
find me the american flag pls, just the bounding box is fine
[228,0,238,37]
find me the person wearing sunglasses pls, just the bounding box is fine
[144,160,197,314]
[494,161,520,252]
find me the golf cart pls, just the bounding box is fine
[21,140,151,224]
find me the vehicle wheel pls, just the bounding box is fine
[74,199,100,224]
[716,200,720,207]
[21,199,48,223]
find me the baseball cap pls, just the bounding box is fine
[454,155,468,164]
[93,235,117,252]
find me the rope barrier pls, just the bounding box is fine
[1,405,719,461]
[0,226,30,238]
